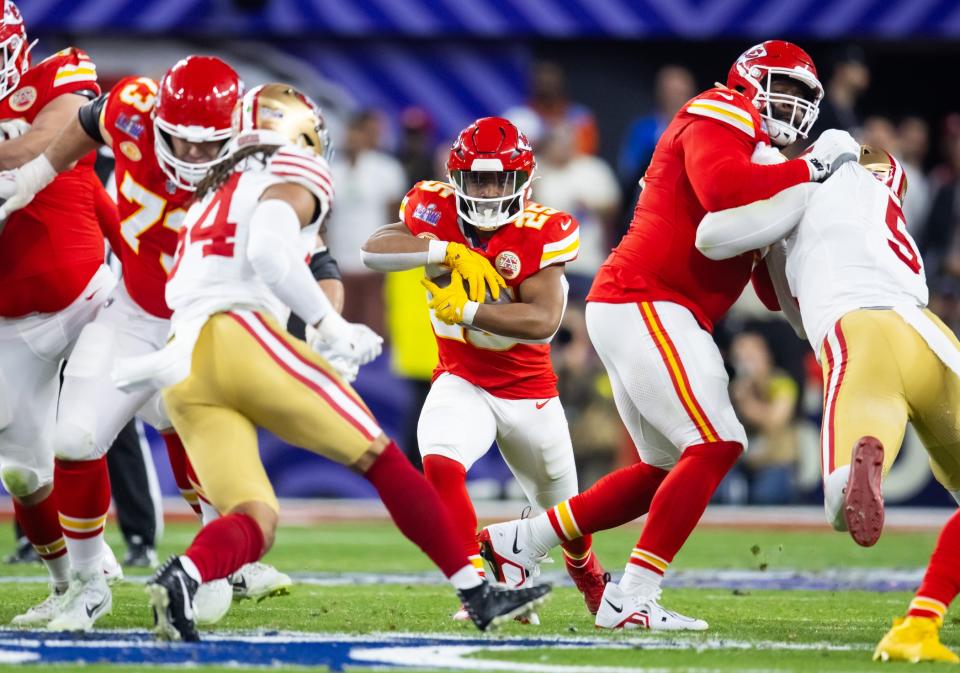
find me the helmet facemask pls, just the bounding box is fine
[747,69,822,148]
[0,32,26,101]
[450,165,532,232]
[154,118,233,192]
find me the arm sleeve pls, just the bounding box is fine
[246,199,334,327]
[696,183,818,260]
[77,95,108,144]
[361,239,448,272]
[681,119,811,212]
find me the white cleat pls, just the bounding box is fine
[11,585,67,627]
[478,519,544,589]
[194,579,233,625]
[595,582,708,631]
[46,570,113,632]
[102,543,124,585]
[230,562,292,601]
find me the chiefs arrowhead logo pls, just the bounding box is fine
[741,44,767,62]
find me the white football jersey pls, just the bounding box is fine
[785,161,928,354]
[165,146,333,331]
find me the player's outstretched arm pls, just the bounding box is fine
[361,222,448,271]
[0,93,91,170]
[682,120,811,213]
[696,182,818,260]
[470,265,567,342]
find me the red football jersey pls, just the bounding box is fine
[100,76,192,319]
[401,180,579,400]
[0,48,103,317]
[588,87,811,331]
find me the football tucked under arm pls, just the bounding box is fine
[696,183,818,260]
[469,265,567,342]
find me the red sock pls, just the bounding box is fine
[164,432,202,517]
[55,457,112,573]
[547,462,669,541]
[366,442,470,578]
[183,512,264,582]
[423,455,480,559]
[13,494,67,564]
[907,509,960,621]
[635,441,741,563]
[561,536,594,568]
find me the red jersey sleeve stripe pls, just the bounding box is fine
[270,170,334,202]
[271,158,331,185]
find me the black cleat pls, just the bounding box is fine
[124,542,159,568]
[457,580,551,632]
[5,536,40,564]
[146,556,200,642]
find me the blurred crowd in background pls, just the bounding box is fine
[318,46,960,507]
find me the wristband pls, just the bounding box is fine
[427,239,449,265]
[461,301,480,326]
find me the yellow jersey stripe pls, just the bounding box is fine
[540,238,579,265]
[687,103,755,138]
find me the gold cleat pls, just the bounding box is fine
[874,616,960,664]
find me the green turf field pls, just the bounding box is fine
[0,519,952,672]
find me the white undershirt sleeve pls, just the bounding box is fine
[361,239,448,271]
[247,199,333,327]
[696,183,819,260]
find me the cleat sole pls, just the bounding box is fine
[844,437,885,547]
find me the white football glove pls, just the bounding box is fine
[0,154,58,221]
[307,311,383,381]
[0,118,30,141]
[803,129,860,182]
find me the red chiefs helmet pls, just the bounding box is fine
[859,145,908,203]
[154,56,242,191]
[0,1,32,102]
[447,117,535,231]
[727,40,823,148]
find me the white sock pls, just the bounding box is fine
[199,499,220,526]
[179,554,203,584]
[449,564,483,591]
[65,531,105,575]
[43,552,71,591]
[619,547,667,594]
[528,512,563,557]
[823,466,850,531]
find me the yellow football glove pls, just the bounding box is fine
[443,241,506,303]
[422,271,470,325]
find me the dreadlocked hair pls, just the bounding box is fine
[192,144,282,202]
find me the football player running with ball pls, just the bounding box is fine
[362,117,607,621]
[481,41,860,631]
[129,85,549,641]
[0,56,285,630]
[0,0,121,627]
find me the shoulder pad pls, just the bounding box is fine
[684,88,757,138]
[266,148,334,210]
[46,48,98,91]
[536,209,579,270]
[400,180,456,227]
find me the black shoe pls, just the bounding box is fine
[5,536,40,564]
[124,542,158,568]
[457,580,551,632]
[146,556,200,642]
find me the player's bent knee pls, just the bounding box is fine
[53,421,105,461]
[1,465,48,500]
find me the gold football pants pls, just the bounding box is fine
[163,310,383,514]
[820,308,960,490]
